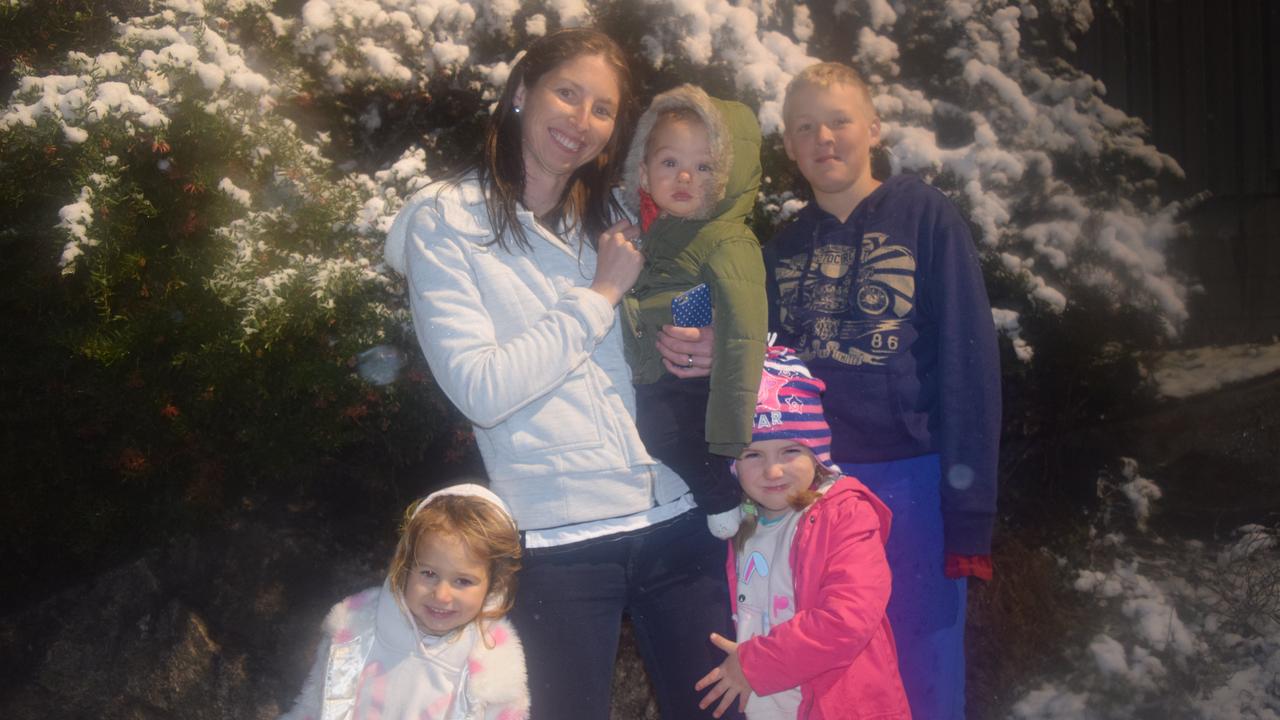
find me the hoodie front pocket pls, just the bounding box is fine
[507,372,605,455]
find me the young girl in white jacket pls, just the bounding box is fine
[281,484,529,720]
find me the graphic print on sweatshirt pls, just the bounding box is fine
[775,231,917,367]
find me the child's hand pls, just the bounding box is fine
[657,323,715,378]
[694,632,750,718]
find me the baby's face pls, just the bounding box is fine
[640,118,715,219]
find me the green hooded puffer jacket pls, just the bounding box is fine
[621,85,768,458]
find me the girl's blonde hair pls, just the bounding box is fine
[733,448,840,553]
[387,494,522,630]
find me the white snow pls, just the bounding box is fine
[1151,341,1280,399]
[549,0,591,27]
[1010,684,1090,719]
[1218,524,1278,565]
[855,28,900,75]
[1019,453,1280,719]
[1117,457,1162,532]
[218,177,253,208]
[358,40,411,82]
[991,308,1033,362]
[524,13,546,37]
[55,185,100,275]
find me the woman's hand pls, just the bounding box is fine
[589,220,644,306]
[695,633,751,718]
[657,324,715,378]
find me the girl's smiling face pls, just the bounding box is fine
[640,117,715,219]
[403,531,490,635]
[736,439,820,519]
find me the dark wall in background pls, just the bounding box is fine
[1075,0,1280,343]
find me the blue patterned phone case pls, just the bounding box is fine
[671,283,714,327]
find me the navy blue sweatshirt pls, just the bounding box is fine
[764,174,1001,556]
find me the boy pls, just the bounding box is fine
[764,62,1001,720]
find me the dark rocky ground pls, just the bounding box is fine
[0,467,662,719]
[2,373,1276,720]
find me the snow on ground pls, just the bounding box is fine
[1015,533,1280,719]
[1011,453,1280,719]
[1013,346,1280,718]
[1152,341,1280,399]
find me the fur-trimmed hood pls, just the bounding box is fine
[622,84,760,224]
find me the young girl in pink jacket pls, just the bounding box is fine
[696,347,911,720]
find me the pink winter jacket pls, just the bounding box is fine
[727,476,911,720]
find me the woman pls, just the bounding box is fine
[384,29,729,719]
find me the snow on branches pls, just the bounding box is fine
[3,0,1200,357]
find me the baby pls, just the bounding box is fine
[621,84,769,538]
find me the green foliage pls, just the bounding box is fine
[0,0,143,90]
[0,0,462,605]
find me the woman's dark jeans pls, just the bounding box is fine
[510,509,739,719]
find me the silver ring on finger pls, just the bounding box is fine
[685,354,695,369]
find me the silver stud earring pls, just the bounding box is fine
[513,106,521,114]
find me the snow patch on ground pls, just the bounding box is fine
[1015,459,1280,719]
[1152,341,1280,399]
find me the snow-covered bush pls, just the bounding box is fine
[2,0,1207,616]
[6,0,1197,369]
[1012,461,1280,719]
[0,0,458,589]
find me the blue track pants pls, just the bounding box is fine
[839,454,968,720]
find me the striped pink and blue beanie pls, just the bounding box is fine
[748,346,841,474]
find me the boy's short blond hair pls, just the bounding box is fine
[782,62,879,128]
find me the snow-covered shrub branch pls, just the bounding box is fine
[0,0,435,350]
[1012,460,1280,719]
[278,0,595,94]
[5,0,1201,361]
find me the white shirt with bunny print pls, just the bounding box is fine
[734,510,803,719]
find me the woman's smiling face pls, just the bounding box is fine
[514,53,621,198]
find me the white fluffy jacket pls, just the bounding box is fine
[383,178,690,530]
[280,583,530,720]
